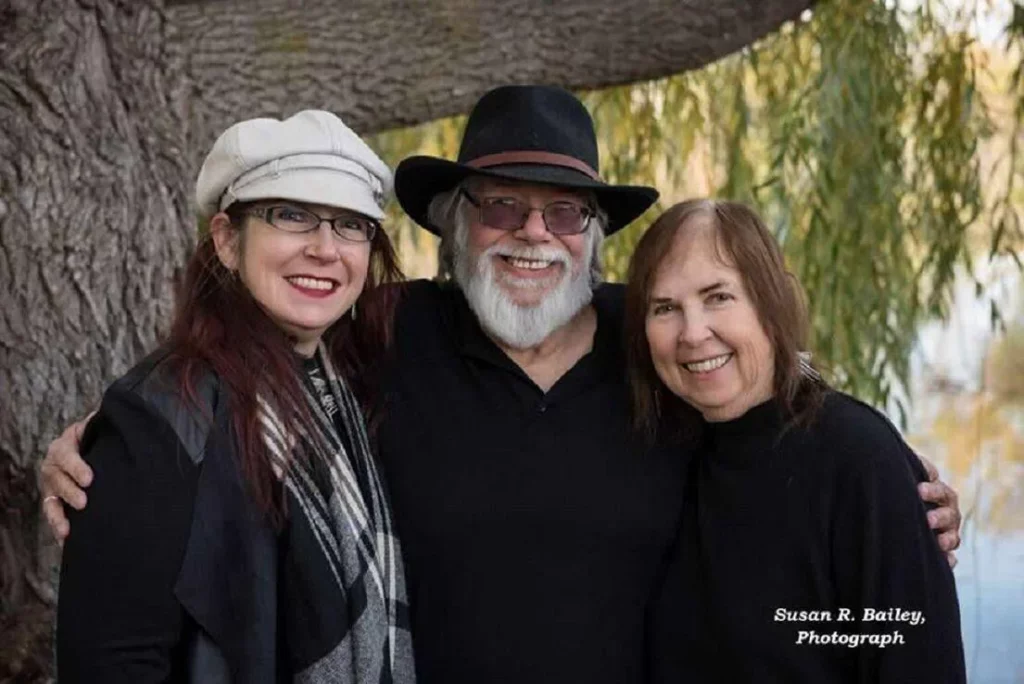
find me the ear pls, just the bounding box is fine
[209,212,240,271]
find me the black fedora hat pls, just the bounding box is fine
[394,85,659,237]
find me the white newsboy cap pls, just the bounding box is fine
[195,110,392,221]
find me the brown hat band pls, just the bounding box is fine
[465,151,600,181]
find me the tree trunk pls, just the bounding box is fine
[0,1,191,678]
[0,0,812,678]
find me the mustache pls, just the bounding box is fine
[483,243,572,267]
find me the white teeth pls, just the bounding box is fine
[684,354,731,373]
[288,276,334,291]
[505,257,553,270]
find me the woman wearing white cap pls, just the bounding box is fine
[56,111,415,683]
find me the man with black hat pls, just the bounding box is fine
[41,85,962,684]
[378,85,684,683]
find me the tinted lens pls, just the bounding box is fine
[543,203,587,234]
[269,205,318,232]
[332,215,377,242]
[479,198,528,230]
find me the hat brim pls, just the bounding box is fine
[395,156,658,237]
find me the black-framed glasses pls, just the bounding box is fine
[247,204,379,243]
[460,188,594,236]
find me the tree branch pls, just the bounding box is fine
[171,0,814,167]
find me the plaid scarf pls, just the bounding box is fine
[257,343,415,684]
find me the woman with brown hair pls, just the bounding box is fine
[56,111,414,683]
[626,199,965,682]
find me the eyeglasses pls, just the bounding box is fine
[247,204,379,243]
[460,188,594,236]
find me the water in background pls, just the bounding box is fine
[903,258,1024,683]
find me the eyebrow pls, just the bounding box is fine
[648,281,730,302]
[698,281,730,295]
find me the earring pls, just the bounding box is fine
[351,300,357,321]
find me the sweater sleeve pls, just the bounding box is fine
[57,383,200,683]
[828,401,966,684]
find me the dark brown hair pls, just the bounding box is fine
[624,198,827,442]
[165,201,403,526]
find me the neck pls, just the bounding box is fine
[292,338,319,358]
[491,304,597,391]
[701,390,776,423]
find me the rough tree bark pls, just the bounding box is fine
[170,0,814,165]
[0,0,812,678]
[0,1,191,679]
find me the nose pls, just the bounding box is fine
[677,309,713,347]
[306,221,341,261]
[514,208,552,242]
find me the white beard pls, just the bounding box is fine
[454,225,594,350]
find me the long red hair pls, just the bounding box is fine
[165,201,403,526]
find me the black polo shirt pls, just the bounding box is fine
[376,280,687,684]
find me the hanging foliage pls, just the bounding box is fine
[370,0,1023,419]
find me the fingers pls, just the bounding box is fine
[40,461,88,510]
[927,507,958,533]
[912,457,962,568]
[937,529,961,554]
[37,413,96,545]
[66,453,94,488]
[918,453,940,482]
[63,417,94,487]
[920,480,962,536]
[41,495,70,545]
[45,420,94,489]
[917,481,949,505]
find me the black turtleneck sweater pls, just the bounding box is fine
[649,392,965,683]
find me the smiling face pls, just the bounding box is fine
[453,178,598,348]
[211,201,372,355]
[644,218,775,422]
[465,179,592,303]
